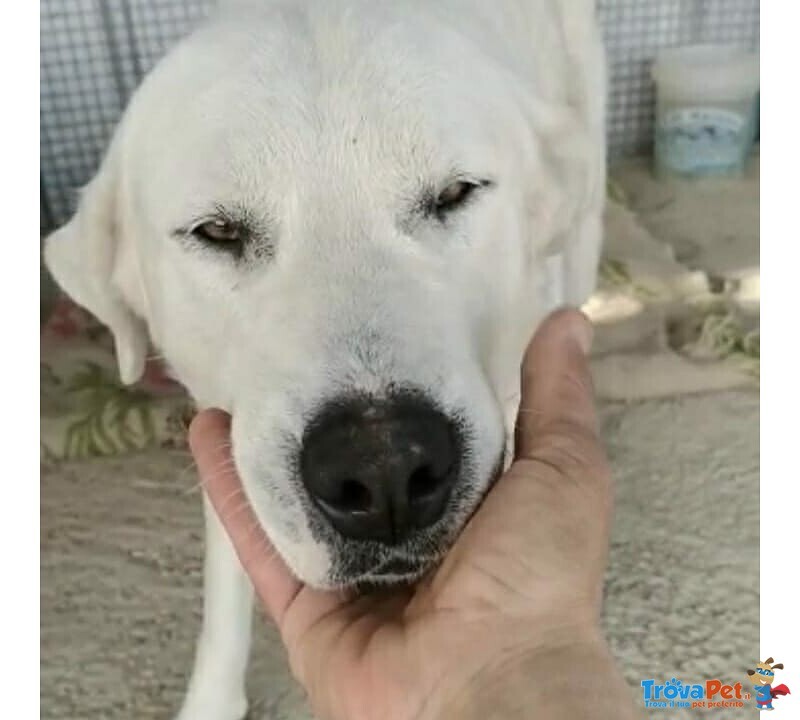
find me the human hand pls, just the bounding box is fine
[190,309,637,720]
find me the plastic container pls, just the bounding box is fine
[651,45,759,178]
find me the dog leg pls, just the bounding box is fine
[175,496,253,720]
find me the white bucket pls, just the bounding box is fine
[651,45,759,178]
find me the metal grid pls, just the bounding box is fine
[40,0,759,230]
[600,0,759,157]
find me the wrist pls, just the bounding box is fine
[424,624,638,720]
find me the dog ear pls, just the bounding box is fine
[765,657,774,665]
[44,141,148,385]
[747,670,755,676]
[771,663,784,670]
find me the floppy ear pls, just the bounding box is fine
[44,144,148,385]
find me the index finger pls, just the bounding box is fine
[189,408,302,625]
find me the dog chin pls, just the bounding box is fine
[337,554,444,592]
[318,538,448,589]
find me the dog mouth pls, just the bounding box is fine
[345,553,442,591]
[321,452,506,590]
[320,525,452,589]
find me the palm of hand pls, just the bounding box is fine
[267,445,610,720]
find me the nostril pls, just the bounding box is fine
[335,479,372,513]
[301,393,463,541]
[407,463,449,504]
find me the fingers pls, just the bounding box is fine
[514,308,599,462]
[189,408,302,625]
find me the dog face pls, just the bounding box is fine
[45,5,591,587]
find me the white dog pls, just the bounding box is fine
[45,0,606,717]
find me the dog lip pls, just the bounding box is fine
[374,556,427,575]
[344,554,441,588]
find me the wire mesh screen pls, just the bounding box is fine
[40,0,759,230]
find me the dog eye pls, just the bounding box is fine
[192,219,243,245]
[435,181,478,214]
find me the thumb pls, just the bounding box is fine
[514,308,599,462]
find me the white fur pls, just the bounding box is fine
[45,1,606,717]
[176,499,253,720]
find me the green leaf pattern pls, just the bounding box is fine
[41,360,194,462]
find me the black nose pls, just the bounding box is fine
[300,395,460,544]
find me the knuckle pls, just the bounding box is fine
[529,424,611,487]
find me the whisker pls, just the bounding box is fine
[217,486,248,516]
[178,441,236,495]
[180,457,237,495]
[221,502,257,529]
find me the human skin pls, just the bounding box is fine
[190,309,640,720]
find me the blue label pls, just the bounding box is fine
[655,106,752,176]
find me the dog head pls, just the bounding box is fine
[45,3,597,587]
